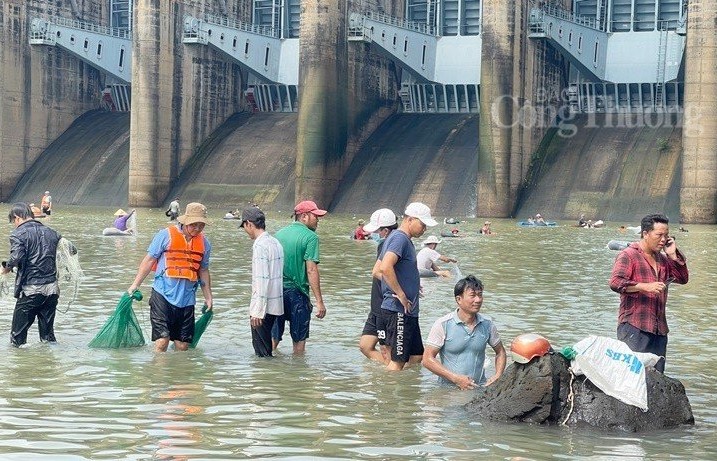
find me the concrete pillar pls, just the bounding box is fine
[295,0,348,207]
[680,0,717,223]
[129,0,172,206]
[477,0,519,217]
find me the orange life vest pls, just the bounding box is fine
[154,225,205,281]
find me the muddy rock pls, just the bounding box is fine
[465,354,694,432]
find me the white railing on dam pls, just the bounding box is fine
[203,13,277,38]
[48,16,131,39]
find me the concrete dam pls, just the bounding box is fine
[1,0,715,222]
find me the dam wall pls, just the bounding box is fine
[9,110,130,206]
[129,0,246,206]
[0,0,105,199]
[515,113,683,222]
[680,0,717,223]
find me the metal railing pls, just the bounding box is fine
[539,4,601,31]
[203,13,277,38]
[50,16,131,39]
[360,10,435,36]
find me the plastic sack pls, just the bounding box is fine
[571,335,661,411]
[189,304,213,349]
[89,291,145,348]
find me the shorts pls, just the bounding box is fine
[361,310,387,345]
[149,289,195,343]
[382,310,424,363]
[271,287,312,343]
[617,322,667,372]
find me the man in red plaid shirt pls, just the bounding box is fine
[609,214,688,373]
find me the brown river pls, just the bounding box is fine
[0,206,715,460]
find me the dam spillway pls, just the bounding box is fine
[1,0,716,222]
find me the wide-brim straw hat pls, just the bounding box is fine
[114,208,126,216]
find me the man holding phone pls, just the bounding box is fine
[609,213,688,372]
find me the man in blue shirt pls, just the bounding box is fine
[423,275,506,389]
[127,203,213,352]
[376,202,437,371]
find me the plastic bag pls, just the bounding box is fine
[89,291,145,348]
[189,304,213,349]
[571,335,660,410]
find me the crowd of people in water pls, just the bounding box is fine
[2,194,689,389]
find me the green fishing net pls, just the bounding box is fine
[190,304,213,349]
[89,291,145,348]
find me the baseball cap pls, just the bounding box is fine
[239,207,265,227]
[294,200,327,216]
[404,202,437,227]
[363,208,397,233]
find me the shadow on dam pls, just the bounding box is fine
[9,110,681,222]
[9,110,130,206]
[514,113,683,223]
[331,114,480,216]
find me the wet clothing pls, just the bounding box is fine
[353,227,370,240]
[362,241,386,339]
[149,289,195,342]
[113,211,134,231]
[275,221,319,298]
[617,322,667,373]
[168,200,180,221]
[6,220,61,299]
[379,230,420,317]
[609,242,688,335]
[417,247,440,271]
[272,287,313,343]
[249,232,284,320]
[383,310,424,362]
[41,195,52,214]
[5,219,61,346]
[147,226,211,308]
[426,311,501,385]
[11,293,58,346]
[252,314,279,357]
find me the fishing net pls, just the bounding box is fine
[126,211,137,235]
[56,238,84,311]
[0,271,14,303]
[89,290,145,348]
[190,304,213,349]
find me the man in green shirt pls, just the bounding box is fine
[271,200,328,354]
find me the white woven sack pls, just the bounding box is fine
[571,335,660,411]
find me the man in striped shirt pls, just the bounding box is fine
[241,207,284,357]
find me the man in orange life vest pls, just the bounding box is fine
[128,202,214,352]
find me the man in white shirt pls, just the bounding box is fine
[417,236,457,277]
[240,207,284,357]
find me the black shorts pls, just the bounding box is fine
[382,310,424,363]
[149,289,195,343]
[361,310,387,345]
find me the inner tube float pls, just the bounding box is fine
[517,221,558,227]
[607,240,630,251]
[444,218,461,224]
[102,227,135,236]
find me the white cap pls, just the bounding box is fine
[363,208,397,233]
[44,191,50,194]
[423,235,442,245]
[404,202,438,227]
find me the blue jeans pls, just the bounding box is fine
[271,288,312,343]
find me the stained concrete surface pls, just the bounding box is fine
[8,110,130,206]
[515,113,683,222]
[330,114,480,216]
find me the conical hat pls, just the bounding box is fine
[114,209,126,216]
